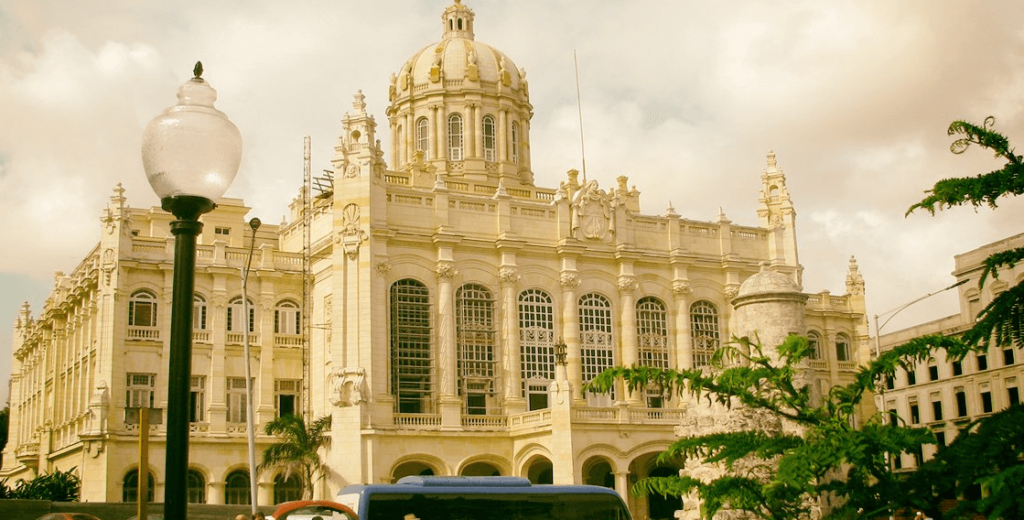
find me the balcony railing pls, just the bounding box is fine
[127,326,160,341]
[394,413,441,428]
[275,334,303,348]
[226,333,260,345]
[462,415,506,429]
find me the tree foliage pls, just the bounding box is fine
[904,118,1024,518]
[908,116,1024,350]
[258,414,332,500]
[0,467,81,501]
[586,335,961,520]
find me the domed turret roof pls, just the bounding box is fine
[736,262,801,299]
[395,0,525,94]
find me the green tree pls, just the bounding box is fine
[0,467,81,501]
[905,117,1024,519]
[586,334,958,520]
[258,414,332,500]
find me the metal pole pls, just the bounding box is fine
[138,408,149,520]
[242,218,262,514]
[163,195,212,520]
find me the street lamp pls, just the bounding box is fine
[141,62,242,520]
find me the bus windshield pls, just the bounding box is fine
[365,492,630,520]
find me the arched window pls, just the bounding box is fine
[835,333,851,362]
[579,293,613,389]
[448,113,464,161]
[416,117,430,159]
[519,289,555,411]
[637,297,668,369]
[122,468,155,503]
[129,290,158,327]
[274,300,301,335]
[187,469,206,504]
[227,297,255,333]
[193,294,207,330]
[224,470,251,505]
[457,283,495,415]
[482,115,496,162]
[807,331,822,360]
[510,121,520,163]
[690,301,720,368]
[274,473,303,504]
[638,297,669,407]
[391,279,433,413]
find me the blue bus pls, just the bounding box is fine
[336,476,632,520]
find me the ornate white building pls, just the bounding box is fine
[3,2,869,518]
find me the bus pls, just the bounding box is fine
[336,476,632,520]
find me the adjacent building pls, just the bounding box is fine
[876,232,1024,472]
[2,2,869,518]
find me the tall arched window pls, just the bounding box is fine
[274,300,301,335]
[835,333,851,362]
[807,331,822,360]
[227,297,255,333]
[510,121,520,163]
[637,297,669,369]
[129,290,158,328]
[638,296,669,407]
[224,470,251,505]
[274,473,302,504]
[187,469,206,504]
[690,301,720,368]
[122,468,155,503]
[448,113,464,161]
[519,289,555,411]
[193,293,207,330]
[391,279,433,413]
[579,293,614,391]
[482,115,496,162]
[416,117,430,159]
[457,283,495,415]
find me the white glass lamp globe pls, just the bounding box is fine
[141,67,242,203]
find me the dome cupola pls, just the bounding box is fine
[385,1,535,187]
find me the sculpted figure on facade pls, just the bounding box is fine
[436,261,456,280]
[571,180,614,241]
[673,280,693,296]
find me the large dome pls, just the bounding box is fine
[385,0,535,187]
[391,0,527,99]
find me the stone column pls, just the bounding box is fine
[436,259,461,428]
[467,103,477,159]
[614,471,630,503]
[560,270,583,402]
[500,265,525,413]
[618,275,640,405]
[673,280,693,371]
[498,108,508,162]
[432,105,444,161]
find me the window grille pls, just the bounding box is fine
[579,293,613,385]
[690,301,719,367]
[391,279,433,413]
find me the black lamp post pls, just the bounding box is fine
[141,62,241,520]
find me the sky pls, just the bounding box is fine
[1,0,1023,405]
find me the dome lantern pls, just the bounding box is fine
[443,0,475,40]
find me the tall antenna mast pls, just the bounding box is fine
[302,136,312,418]
[574,49,587,183]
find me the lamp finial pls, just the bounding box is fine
[193,61,203,79]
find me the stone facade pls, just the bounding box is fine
[2,2,869,519]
